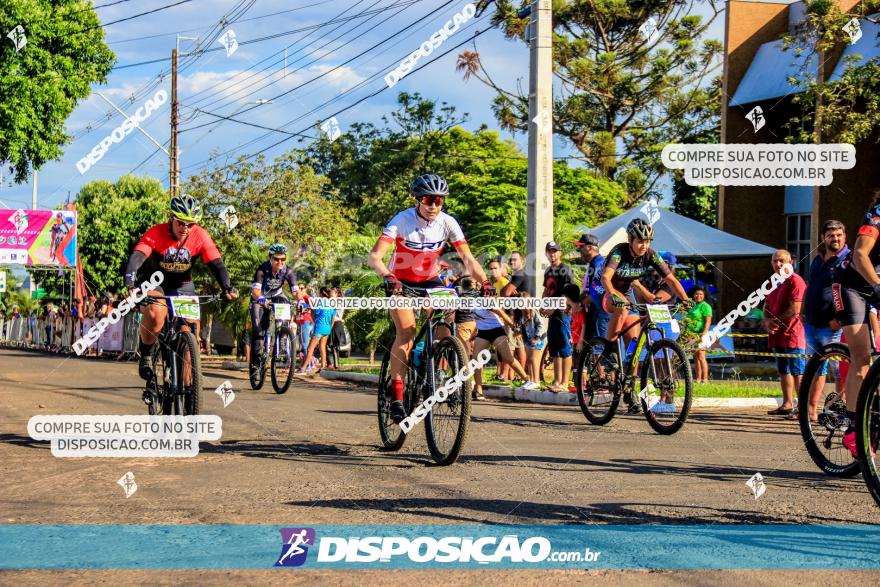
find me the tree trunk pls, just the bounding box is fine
[203,313,213,355]
[369,345,375,364]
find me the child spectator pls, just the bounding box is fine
[519,292,547,386]
[298,287,337,374]
[294,284,314,359]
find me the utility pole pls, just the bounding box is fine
[31,170,37,209]
[170,48,179,197]
[525,0,553,296]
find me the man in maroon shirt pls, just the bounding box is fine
[763,249,807,416]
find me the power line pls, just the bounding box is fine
[185,26,493,173]
[181,0,377,109]
[185,0,411,116]
[73,0,199,35]
[111,0,424,70]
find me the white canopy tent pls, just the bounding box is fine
[584,202,776,260]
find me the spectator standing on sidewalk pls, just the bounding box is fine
[574,233,609,339]
[508,251,528,293]
[684,286,713,383]
[802,220,848,422]
[764,249,807,417]
[542,241,575,392]
[294,284,314,359]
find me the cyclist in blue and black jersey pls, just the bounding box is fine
[250,243,297,362]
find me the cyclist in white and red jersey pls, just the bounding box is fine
[369,174,493,423]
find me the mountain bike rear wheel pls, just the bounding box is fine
[249,338,267,390]
[798,343,859,477]
[378,347,408,451]
[424,335,472,466]
[575,337,621,425]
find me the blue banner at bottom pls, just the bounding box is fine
[1,524,879,570]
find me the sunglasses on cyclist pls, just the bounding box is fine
[419,195,445,207]
[174,218,197,228]
[271,256,287,263]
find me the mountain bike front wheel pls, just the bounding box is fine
[424,336,472,466]
[639,338,692,435]
[856,357,880,507]
[271,327,296,394]
[174,330,202,416]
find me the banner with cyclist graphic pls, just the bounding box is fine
[0,209,77,267]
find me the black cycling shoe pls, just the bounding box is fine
[138,354,155,381]
[390,400,407,424]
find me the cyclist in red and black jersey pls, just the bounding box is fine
[124,194,238,386]
[832,191,880,454]
[369,174,492,423]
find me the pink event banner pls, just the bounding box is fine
[0,209,78,267]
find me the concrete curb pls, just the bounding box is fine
[313,370,785,409]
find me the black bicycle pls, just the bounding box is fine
[575,301,693,434]
[142,294,218,416]
[378,285,473,465]
[249,300,298,393]
[798,313,877,477]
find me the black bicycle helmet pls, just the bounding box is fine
[626,217,654,240]
[409,174,449,198]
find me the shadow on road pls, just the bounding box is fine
[282,495,865,525]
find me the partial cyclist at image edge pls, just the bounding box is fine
[832,191,880,456]
[124,194,238,400]
[250,243,297,361]
[368,173,493,424]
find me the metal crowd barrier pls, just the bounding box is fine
[0,314,132,356]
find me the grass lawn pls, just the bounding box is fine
[333,362,780,398]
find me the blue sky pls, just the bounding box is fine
[0,0,727,212]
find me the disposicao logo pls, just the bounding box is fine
[275,528,316,567]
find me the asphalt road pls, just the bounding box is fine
[1,348,879,585]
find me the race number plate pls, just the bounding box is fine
[169,296,200,320]
[274,303,291,321]
[425,287,457,299]
[646,304,672,323]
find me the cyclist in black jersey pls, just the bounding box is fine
[832,191,880,454]
[600,218,690,349]
[250,243,297,358]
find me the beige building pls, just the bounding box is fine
[719,0,877,311]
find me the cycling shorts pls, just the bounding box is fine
[476,326,506,344]
[396,277,446,297]
[832,283,871,326]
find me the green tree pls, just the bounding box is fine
[184,151,355,337]
[457,0,722,202]
[1,0,115,182]
[73,175,168,295]
[785,0,880,144]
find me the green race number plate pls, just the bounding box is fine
[169,296,200,320]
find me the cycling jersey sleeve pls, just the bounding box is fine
[444,214,466,248]
[251,267,266,290]
[379,211,403,244]
[207,257,232,291]
[133,224,163,256]
[124,250,147,288]
[650,250,672,279]
[858,203,880,240]
[285,269,297,289]
[604,247,623,273]
[194,226,222,263]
